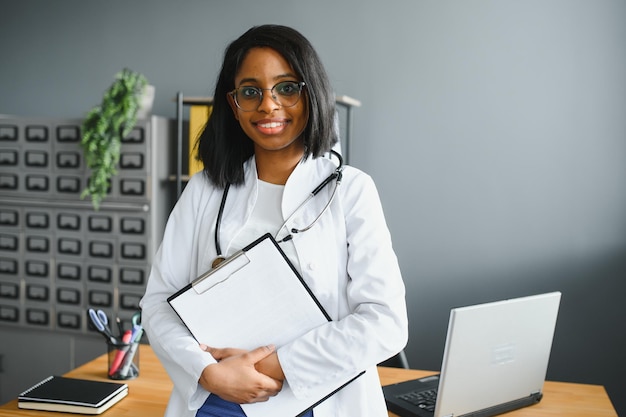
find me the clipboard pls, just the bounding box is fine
[167,233,362,417]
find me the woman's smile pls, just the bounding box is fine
[254,118,290,135]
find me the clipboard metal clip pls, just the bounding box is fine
[192,251,250,294]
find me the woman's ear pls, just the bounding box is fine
[226,93,239,120]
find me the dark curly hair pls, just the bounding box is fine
[196,24,338,188]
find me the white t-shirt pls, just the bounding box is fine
[229,180,301,271]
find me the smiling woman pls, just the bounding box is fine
[140,24,408,417]
[226,47,309,183]
[197,25,339,189]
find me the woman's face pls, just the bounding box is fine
[228,47,308,157]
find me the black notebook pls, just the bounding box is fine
[18,376,128,415]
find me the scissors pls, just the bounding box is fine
[88,308,117,343]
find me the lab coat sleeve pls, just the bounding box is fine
[279,169,409,399]
[140,175,217,411]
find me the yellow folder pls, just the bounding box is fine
[188,105,212,176]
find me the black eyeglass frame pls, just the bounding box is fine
[228,81,306,112]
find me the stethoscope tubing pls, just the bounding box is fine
[213,150,343,260]
[283,170,342,236]
[214,183,230,256]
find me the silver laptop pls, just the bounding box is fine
[383,292,561,417]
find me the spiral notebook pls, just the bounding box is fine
[168,233,362,417]
[18,376,128,414]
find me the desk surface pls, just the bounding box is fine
[0,345,617,417]
[379,367,618,417]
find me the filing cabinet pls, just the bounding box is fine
[0,115,176,336]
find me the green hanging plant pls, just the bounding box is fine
[81,68,148,210]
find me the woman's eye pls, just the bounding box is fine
[240,87,260,99]
[276,82,298,95]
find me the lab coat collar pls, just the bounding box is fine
[219,154,339,254]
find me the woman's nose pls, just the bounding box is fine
[257,90,281,113]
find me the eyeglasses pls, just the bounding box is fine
[229,81,306,112]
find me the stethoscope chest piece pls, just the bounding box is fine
[211,256,226,269]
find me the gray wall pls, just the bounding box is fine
[1,0,624,412]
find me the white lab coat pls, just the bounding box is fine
[140,155,408,417]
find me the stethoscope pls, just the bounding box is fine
[212,150,344,268]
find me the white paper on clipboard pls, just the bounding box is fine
[167,233,362,417]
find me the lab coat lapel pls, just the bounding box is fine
[219,157,258,255]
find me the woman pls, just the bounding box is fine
[140,24,408,417]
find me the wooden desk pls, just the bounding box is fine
[0,345,617,417]
[0,345,172,417]
[379,367,618,417]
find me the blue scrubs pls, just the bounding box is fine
[196,394,314,417]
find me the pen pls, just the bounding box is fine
[130,324,142,342]
[108,330,132,377]
[119,327,143,377]
[116,317,124,337]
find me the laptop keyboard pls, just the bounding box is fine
[398,388,438,412]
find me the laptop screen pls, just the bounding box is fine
[384,292,561,417]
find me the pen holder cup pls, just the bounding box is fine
[107,340,140,380]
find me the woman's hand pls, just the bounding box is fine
[202,344,286,381]
[198,344,283,404]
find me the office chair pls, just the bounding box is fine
[378,350,410,369]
